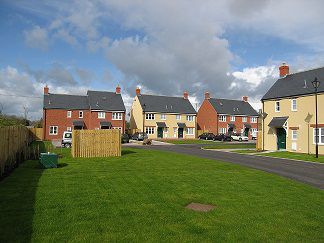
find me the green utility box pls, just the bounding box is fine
[39,153,58,168]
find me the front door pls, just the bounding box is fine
[157,127,163,138]
[178,128,183,138]
[277,128,286,150]
[244,128,249,137]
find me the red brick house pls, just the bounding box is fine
[197,92,258,138]
[43,85,126,141]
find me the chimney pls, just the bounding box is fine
[116,85,121,94]
[242,96,248,102]
[205,91,210,100]
[279,62,289,77]
[183,91,188,99]
[44,85,49,95]
[136,87,141,96]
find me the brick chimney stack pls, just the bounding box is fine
[205,91,210,99]
[116,85,121,94]
[242,96,248,102]
[183,91,188,99]
[44,85,49,95]
[279,62,289,78]
[136,87,141,96]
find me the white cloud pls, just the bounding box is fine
[24,25,49,50]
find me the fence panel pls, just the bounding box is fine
[72,129,121,158]
[29,128,43,140]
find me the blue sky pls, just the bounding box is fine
[1,0,324,119]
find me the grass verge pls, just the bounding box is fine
[258,151,324,163]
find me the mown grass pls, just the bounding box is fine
[231,149,257,154]
[259,151,324,163]
[161,139,217,144]
[0,147,323,242]
[203,143,256,150]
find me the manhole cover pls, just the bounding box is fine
[185,202,216,212]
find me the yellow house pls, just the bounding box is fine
[261,63,324,155]
[130,88,197,139]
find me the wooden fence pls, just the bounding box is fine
[29,128,43,140]
[0,126,34,178]
[72,129,121,158]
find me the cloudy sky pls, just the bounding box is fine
[1,0,324,120]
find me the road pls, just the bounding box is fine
[137,144,324,190]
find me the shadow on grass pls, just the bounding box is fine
[122,150,137,156]
[57,163,68,168]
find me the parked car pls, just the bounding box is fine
[198,133,216,140]
[132,132,148,141]
[62,131,72,148]
[251,131,257,140]
[231,133,249,142]
[121,134,130,143]
[214,134,231,141]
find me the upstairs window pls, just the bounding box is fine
[112,112,122,120]
[250,117,257,123]
[219,115,226,122]
[242,116,247,122]
[230,116,235,122]
[291,99,297,111]
[145,113,155,120]
[79,111,83,118]
[98,112,105,119]
[67,111,72,118]
[161,114,166,120]
[186,115,194,121]
[275,101,280,112]
[176,114,181,120]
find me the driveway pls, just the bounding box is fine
[139,144,324,190]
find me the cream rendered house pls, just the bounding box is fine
[130,88,197,139]
[261,63,324,154]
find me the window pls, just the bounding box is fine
[112,112,122,120]
[251,128,257,134]
[79,111,83,118]
[230,116,235,121]
[145,113,155,120]
[292,130,297,140]
[313,128,324,145]
[98,112,105,119]
[250,117,257,123]
[219,115,226,122]
[173,128,177,138]
[67,127,72,132]
[186,115,194,121]
[291,99,297,111]
[242,116,247,122]
[275,101,280,112]
[113,127,122,130]
[164,127,169,133]
[161,114,166,120]
[176,114,181,120]
[219,128,227,134]
[49,126,58,135]
[145,127,155,134]
[186,127,194,135]
[67,111,72,118]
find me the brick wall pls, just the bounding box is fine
[197,99,218,134]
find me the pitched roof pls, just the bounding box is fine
[262,67,324,100]
[208,98,258,116]
[87,91,126,111]
[43,94,89,110]
[137,94,196,114]
[43,91,126,111]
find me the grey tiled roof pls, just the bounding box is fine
[44,94,89,110]
[87,91,126,111]
[262,67,324,100]
[137,94,196,114]
[208,98,258,116]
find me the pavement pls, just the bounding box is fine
[137,143,324,190]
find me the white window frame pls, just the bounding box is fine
[79,111,83,118]
[242,116,247,122]
[173,127,177,138]
[219,115,226,122]
[186,115,194,121]
[98,112,105,119]
[145,127,155,134]
[113,127,122,130]
[291,130,297,141]
[176,114,181,120]
[49,126,58,135]
[67,127,72,132]
[275,101,280,112]
[161,114,166,120]
[112,112,122,120]
[186,127,194,135]
[219,127,227,134]
[67,111,72,118]
[251,128,257,133]
[313,128,324,145]
[250,117,257,123]
[291,99,297,111]
[145,113,155,120]
[164,127,169,133]
[230,116,235,122]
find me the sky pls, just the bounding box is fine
[1,0,324,121]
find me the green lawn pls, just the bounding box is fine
[1,147,323,242]
[231,149,257,154]
[160,139,217,144]
[259,151,324,163]
[203,143,256,150]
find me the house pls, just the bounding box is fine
[261,63,324,154]
[197,92,258,138]
[43,85,126,141]
[130,88,197,139]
